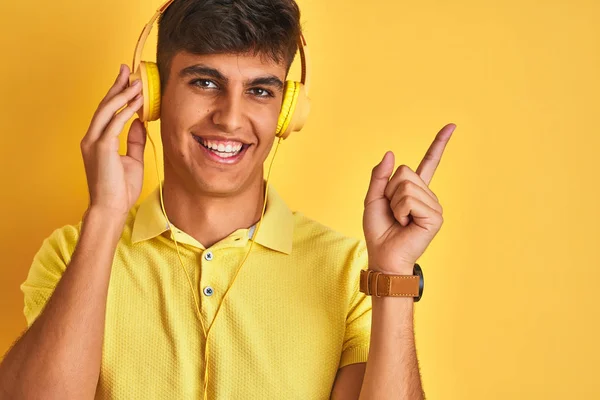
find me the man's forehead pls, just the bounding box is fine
[171,50,287,80]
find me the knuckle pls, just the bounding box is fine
[108,91,131,111]
[90,109,100,126]
[113,109,128,123]
[398,164,412,175]
[96,97,105,110]
[80,138,92,152]
[371,165,379,177]
[107,95,125,110]
[96,137,112,150]
[438,214,444,225]
[399,179,414,193]
[119,108,136,124]
[399,195,412,207]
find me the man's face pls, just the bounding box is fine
[159,51,287,196]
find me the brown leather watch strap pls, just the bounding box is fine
[359,269,421,297]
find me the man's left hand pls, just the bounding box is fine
[363,123,456,275]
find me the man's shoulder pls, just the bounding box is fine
[40,207,139,254]
[37,221,82,257]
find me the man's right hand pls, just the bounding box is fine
[80,64,147,221]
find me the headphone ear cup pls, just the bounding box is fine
[131,61,161,122]
[276,81,299,138]
[287,83,310,137]
[276,81,310,139]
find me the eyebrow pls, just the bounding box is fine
[249,76,284,92]
[179,64,284,92]
[179,64,226,81]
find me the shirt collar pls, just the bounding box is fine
[130,183,294,254]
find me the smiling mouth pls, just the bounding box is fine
[192,134,252,160]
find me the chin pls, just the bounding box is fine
[189,167,259,197]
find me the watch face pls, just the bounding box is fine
[414,263,424,302]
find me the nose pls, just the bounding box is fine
[212,91,244,133]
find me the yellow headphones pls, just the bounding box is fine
[129,0,311,139]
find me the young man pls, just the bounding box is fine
[0,0,454,398]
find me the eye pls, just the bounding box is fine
[248,88,274,98]
[191,79,218,89]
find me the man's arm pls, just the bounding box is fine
[341,124,454,399]
[0,64,146,400]
[358,297,423,399]
[0,209,125,399]
[330,363,366,399]
[330,299,422,400]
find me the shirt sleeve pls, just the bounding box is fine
[339,239,372,369]
[20,223,81,327]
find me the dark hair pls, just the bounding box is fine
[156,0,302,89]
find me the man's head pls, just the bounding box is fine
[155,0,302,197]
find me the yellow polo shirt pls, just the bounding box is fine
[20,185,372,399]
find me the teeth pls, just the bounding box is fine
[212,150,239,158]
[201,138,244,154]
[198,138,243,158]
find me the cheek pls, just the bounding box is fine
[252,101,282,142]
[166,86,206,121]
[161,86,213,141]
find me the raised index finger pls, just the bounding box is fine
[416,123,456,185]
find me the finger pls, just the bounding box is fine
[384,164,439,203]
[416,123,456,186]
[101,93,144,140]
[125,119,147,164]
[364,151,395,207]
[85,80,142,142]
[99,64,131,106]
[391,195,443,229]
[390,180,442,220]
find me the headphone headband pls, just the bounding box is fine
[132,0,175,69]
[132,0,309,94]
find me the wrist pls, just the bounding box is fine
[83,207,128,237]
[368,264,414,275]
[361,264,424,301]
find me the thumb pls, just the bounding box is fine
[364,151,395,207]
[126,118,147,164]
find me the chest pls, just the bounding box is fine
[95,247,348,399]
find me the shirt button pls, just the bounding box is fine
[203,286,214,297]
[204,251,213,261]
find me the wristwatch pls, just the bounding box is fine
[359,263,424,302]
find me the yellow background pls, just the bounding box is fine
[1,0,599,398]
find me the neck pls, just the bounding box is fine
[161,174,266,249]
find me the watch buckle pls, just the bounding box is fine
[365,270,373,296]
[374,272,382,298]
